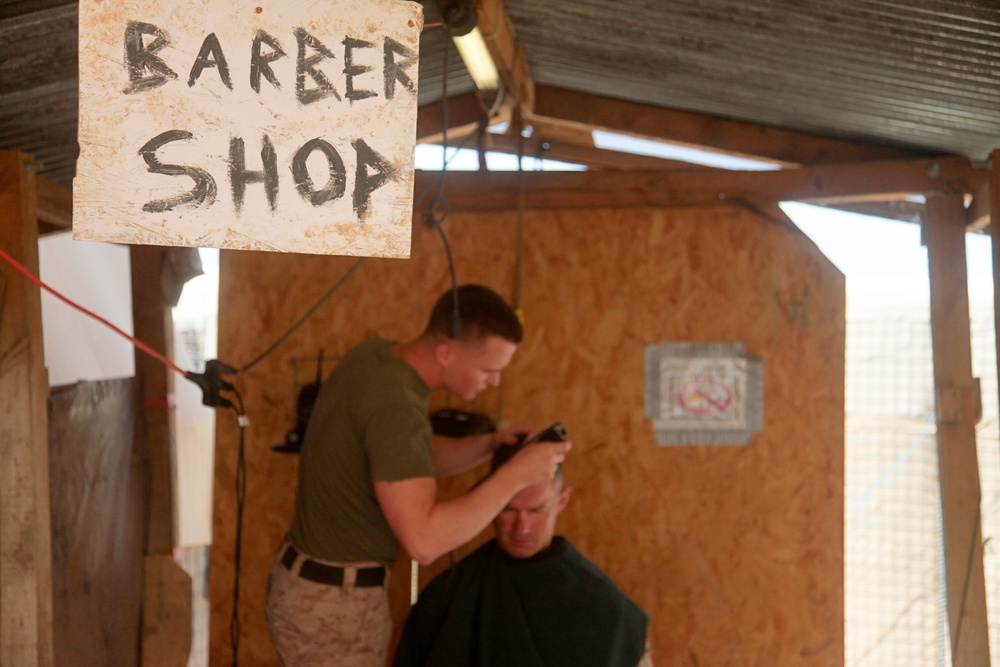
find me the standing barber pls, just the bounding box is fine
[265,284,571,667]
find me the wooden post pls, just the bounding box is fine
[131,245,179,554]
[0,151,54,666]
[130,245,195,667]
[924,192,991,666]
[991,148,1000,445]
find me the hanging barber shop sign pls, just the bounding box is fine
[74,0,423,258]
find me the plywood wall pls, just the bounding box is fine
[210,203,845,666]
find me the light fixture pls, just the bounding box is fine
[438,0,500,91]
[452,26,499,90]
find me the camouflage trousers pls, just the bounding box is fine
[265,543,392,667]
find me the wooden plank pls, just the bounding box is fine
[0,151,54,667]
[416,92,498,143]
[415,157,985,211]
[36,176,71,233]
[992,150,1000,508]
[924,193,991,667]
[130,245,178,554]
[530,84,928,167]
[477,0,534,112]
[967,177,991,232]
[140,555,192,667]
[456,122,721,171]
[430,128,716,171]
[48,379,143,667]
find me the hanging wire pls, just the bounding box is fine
[423,26,453,231]
[238,258,367,374]
[227,390,248,667]
[513,109,527,316]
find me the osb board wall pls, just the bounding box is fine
[209,204,845,666]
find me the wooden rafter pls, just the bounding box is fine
[36,176,71,234]
[416,92,496,144]
[475,0,534,114]
[414,157,986,212]
[529,85,930,167]
[431,130,718,171]
[967,177,991,231]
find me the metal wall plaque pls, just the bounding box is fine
[644,341,764,445]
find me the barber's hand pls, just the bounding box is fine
[507,440,572,487]
[491,426,531,451]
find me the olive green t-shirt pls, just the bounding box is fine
[289,338,434,565]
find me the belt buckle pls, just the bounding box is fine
[280,544,298,571]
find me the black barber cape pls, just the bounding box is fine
[393,537,649,667]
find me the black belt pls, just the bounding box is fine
[281,544,386,588]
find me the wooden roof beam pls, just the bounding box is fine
[475,0,535,114]
[431,126,719,171]
[529,85,934,168]
[526,121,715,170]
[414,157,986,212]
[36,175,71,235]
[967,176,991,232]
[416,92,499,143]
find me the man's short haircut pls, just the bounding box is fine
[489,439,563,487]
[425,284,524,344]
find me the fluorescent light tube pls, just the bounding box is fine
[452,27,499,90]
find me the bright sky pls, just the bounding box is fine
[174,248,220,325]
[781,201,994,311]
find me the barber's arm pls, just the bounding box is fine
[375,439,570,564]
[428,427,528,477]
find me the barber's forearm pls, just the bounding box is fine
[380,440,568,564]
[415,479,516,561]
[428,433,495,476]
[376,467,522,565]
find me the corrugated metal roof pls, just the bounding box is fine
[0,2,79,186]
[499,0,1000,160]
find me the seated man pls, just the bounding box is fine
[394,437,653,667]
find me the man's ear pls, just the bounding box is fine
[556,486,572,514]
[434,339,456,367]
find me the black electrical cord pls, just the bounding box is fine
[227,388,248,667]
[237,258,368,374]
[423,26,453,231]
[414,114,488,216]
[420,30,467,341]
[433,223,462,338]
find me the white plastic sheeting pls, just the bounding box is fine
[38,233,135,386]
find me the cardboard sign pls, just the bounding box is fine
[74,0,423,257]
